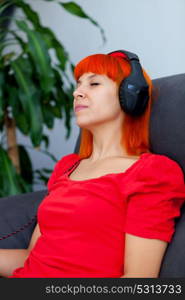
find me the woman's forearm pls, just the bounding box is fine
[0,249,29,277]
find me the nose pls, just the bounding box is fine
[73,87,86,99]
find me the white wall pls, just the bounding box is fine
[27,0,185,78]
[15,0,185,190]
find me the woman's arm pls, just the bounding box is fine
[27,223,41,252]
[120,233,168,278]
[0,223,41,277]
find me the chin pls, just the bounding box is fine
[76,122,94,132]
[75,118,91,128]
[75,116,104,130]
[76,122,90,129]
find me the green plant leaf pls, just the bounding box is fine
[23,91,43,146]
[10,30,27,52]
[47,33,68,71]
[2,51,16,63]
[37,26,69,71]
[18,144,33,185]
[39,168,53,174]
[0,72,5,122]
[41,134,50,149]
[34,168,52,185]
[0,41,18,53]
[0,146,23,196]
[13,2,69,70]
[11,57,43,146]
[16,113,30,135]
[16,20,55,93]
[60,1,91,18]
[15,1,41,28]
[7,85,30,135]
[0,1,13,15]
[60,1,106,43]
[41,103,55,129]
[16,174,32,193]
[50,103,62,118]
[59,89,72,139]
[52,69,72,138]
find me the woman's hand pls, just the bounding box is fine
[0,249,30,277]
[0,223,41,277]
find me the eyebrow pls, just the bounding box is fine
[77,74,98,84]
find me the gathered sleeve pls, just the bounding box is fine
[124,154,185,242]
[47,153,78,192]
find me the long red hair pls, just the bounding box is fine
[74,53,154,159]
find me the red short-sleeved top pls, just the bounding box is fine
[10,152,185,278]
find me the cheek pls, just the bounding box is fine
[104,90,121,111]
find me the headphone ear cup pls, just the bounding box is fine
[108,50,149,116]
[119,78,149,116]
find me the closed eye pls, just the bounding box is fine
[90,83,99,86]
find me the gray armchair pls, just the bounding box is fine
[1,73,185,277]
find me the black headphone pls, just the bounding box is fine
[108,50,149,116]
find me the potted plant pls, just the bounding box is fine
[0,0,105,197]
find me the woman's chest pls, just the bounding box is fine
[38,178,127,234]
[68,157,139,181]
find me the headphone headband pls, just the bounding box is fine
[109,49,139,62]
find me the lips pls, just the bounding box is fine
[75,105,88,112]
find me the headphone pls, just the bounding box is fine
[108,50,149,116]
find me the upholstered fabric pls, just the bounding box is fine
[0,190,47,248]
[0,73,185,277]
[159,204,185,277]
[150,73,185,175]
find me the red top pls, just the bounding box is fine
[10,152,185,278]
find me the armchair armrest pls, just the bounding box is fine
[0,190,47,249]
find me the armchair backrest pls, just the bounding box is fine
[74,73,185,277]
[151,73,185,277]
[151,73,185,175]
[1,73,185,277]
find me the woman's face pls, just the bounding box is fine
[73,72,124,130]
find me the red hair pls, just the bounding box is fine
[74,53,154,159]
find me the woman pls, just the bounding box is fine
[1,50,185,278]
